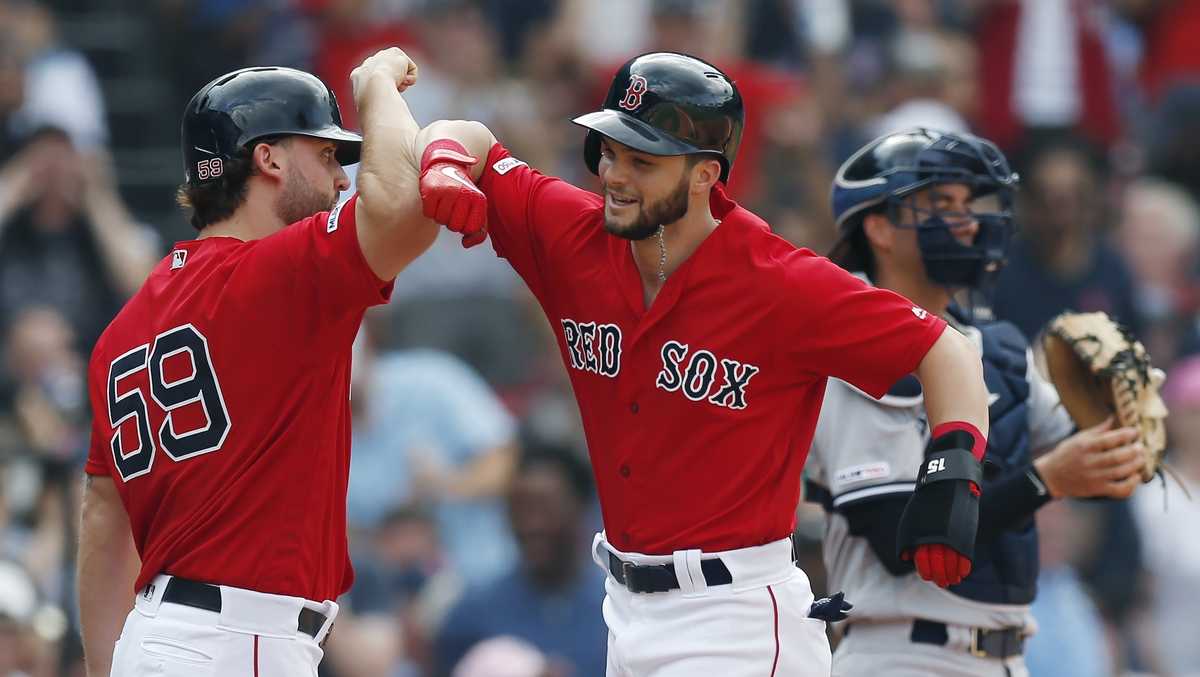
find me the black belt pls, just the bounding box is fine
[158,577,328,640]
[606,551,732,594]
[911,619,1025,659]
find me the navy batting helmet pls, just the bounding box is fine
[181,67,362,185]
[828,128,1018,289]
[572,52,744,183]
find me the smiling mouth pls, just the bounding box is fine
[607,193,639,208]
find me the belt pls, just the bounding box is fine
[910,619,1025,659]
[160,577,328,640]
[606,551,732,594]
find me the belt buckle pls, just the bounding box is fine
[969,629,988,658]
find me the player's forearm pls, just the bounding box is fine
[353,66,439,279]
[414,120,497,182]
[356,70,422,222]
[914,327,990,440]
[78,476,140,676]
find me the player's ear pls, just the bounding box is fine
[862,212,895,253]
[250,141,286,180]
[690,157,721,194]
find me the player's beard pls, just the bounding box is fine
[604,170,690,241]
[275,166,338,225]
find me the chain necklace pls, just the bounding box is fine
[656,225,668,283]
[655,219,720,284]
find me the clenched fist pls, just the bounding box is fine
[910,543,972,588]
[419,139,487,248]
[351,47,419,106]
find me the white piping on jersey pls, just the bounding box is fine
[832,481,917,508]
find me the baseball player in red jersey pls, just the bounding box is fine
[408,52,992,676]
[76,48,435,676]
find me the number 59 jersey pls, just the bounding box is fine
[84,196,393,602]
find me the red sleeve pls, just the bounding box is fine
[784,253,947,398]
[84,347,113,476]
[242,193,394,323]
[475,143,601,300]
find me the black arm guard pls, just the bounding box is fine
[896,439,983,560]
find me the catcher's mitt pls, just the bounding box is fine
[1040,311,1167,483]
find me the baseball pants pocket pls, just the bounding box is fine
[135,635,216,676]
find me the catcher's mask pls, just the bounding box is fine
[829,128,1019,290]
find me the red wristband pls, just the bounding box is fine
[931,421,986,461]
[420,138,477,172]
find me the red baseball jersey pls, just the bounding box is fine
[84,195,392,601]
[478,144,947,554]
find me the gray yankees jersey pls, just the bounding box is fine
[806,324,1073,629]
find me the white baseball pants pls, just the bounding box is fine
[595,533,833,677]
[109,575,337,676]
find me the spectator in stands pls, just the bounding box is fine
[1130,356,1200,676]
[1114,177,1200,363]
[1,0,107,151]
[0,129,158,351]
[1024,499,1115,677]
[992,136,1140,340]
[433,443,605,677]
[348,331,519,587]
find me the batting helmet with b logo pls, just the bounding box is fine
[572,52,744,183]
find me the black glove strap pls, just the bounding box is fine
[916,448,983,487]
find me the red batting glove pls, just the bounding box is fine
[905,543,972,587]
[419,139,487,248]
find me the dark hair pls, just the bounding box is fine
[174,137,287,231]
[516,441,594,503]
[843,203,887,278]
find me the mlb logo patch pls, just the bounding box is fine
[492,157,527,175]
[327,200,345,233]
[170,249,187,270]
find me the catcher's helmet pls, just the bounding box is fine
[828,128,1018,289]
[181,66,362,185]
[572,52,744,183]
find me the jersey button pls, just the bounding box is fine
[629,402,639,414]
[619,464,631,478]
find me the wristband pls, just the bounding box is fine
[931,421,986,461]
[420,138,477,172]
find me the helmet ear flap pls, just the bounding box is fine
[584,131,602,176]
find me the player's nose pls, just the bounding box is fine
[334,165,350,192]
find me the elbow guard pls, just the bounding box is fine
[896,431,984,562]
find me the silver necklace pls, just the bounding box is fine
[656,225,668,283]
[655,219,720,284]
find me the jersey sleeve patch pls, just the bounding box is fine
[327,199,346,233]
[833,461,892,487]
[492,157,527,175]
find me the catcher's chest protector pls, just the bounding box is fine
[953,320,1040,605]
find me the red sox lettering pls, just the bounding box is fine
[561,319,623,377]
[655,340,760,410]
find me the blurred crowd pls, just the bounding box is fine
[2,0,1200,675]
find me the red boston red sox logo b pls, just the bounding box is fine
[618,75,648,111]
